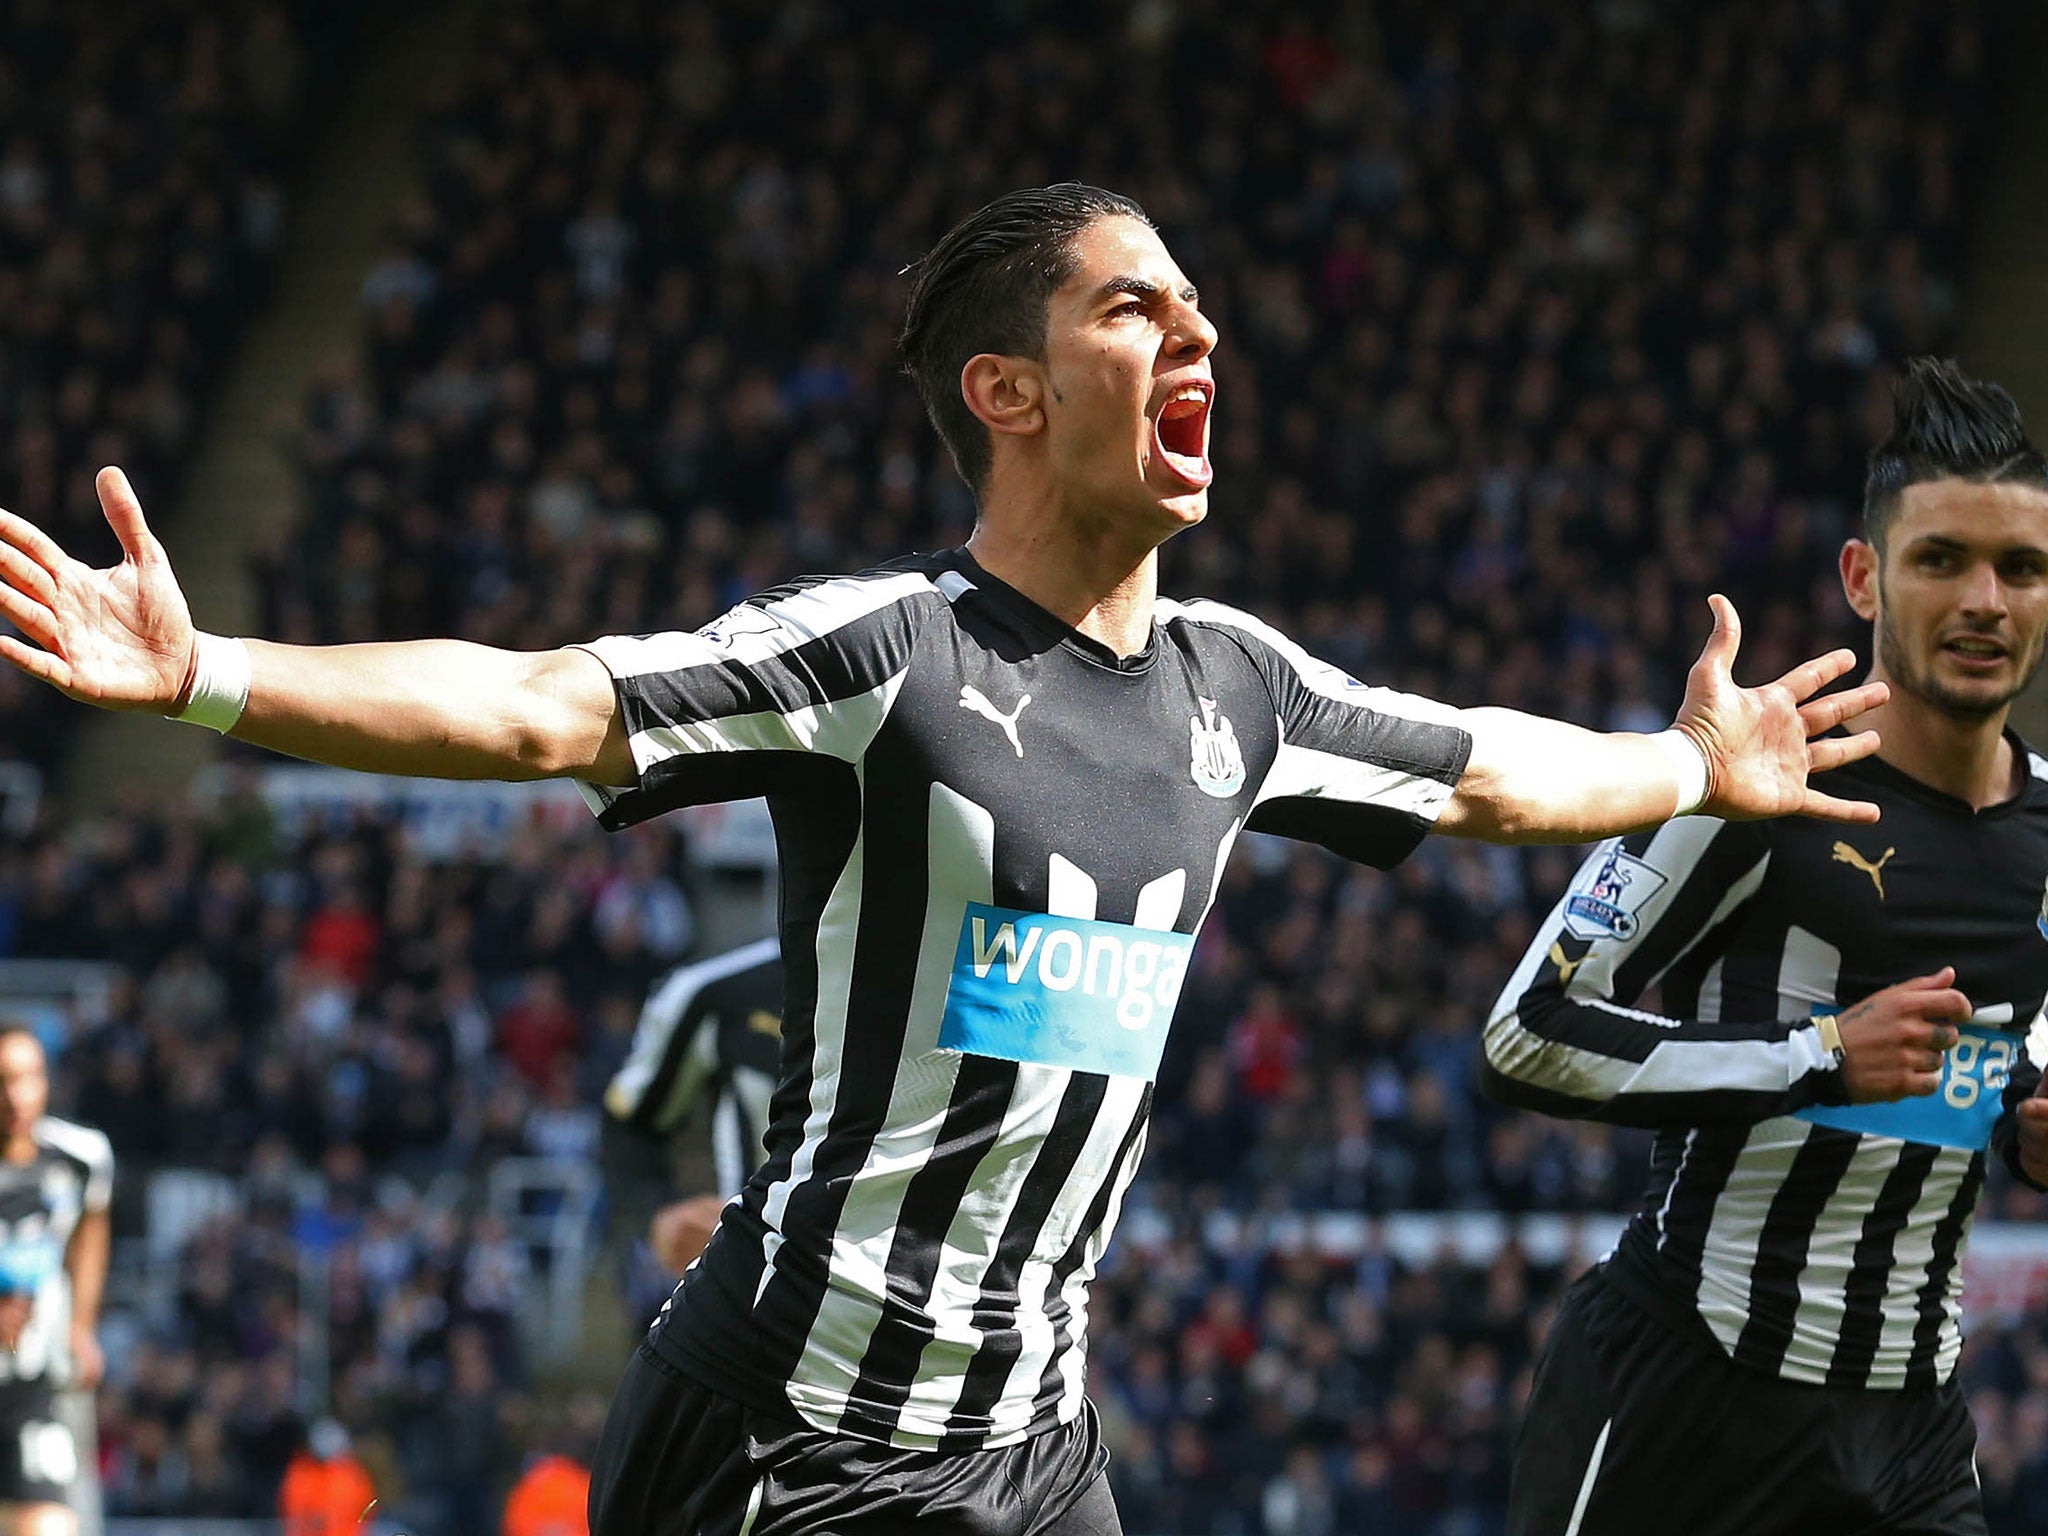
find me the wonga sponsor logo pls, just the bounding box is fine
[938,904,1194,1080]
[1562,847,1667,942]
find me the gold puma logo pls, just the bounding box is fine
[747,1009,782,1039]
[1549,941,1587,986]
[1831,841,1896,900]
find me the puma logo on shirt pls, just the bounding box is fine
[959,685,1031,757]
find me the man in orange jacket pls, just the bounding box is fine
[278,1419,374,1536]
[502,1452,591,1536]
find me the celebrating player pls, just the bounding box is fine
[601,937,781,1277]
[1485,359,2048,1536]
[0,184,1887,1536]
[0,1027,112,1536]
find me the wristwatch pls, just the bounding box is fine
[1814,1012,1846,1069]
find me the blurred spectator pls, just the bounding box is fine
[278,1417,374,1536]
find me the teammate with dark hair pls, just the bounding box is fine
[0,184,1887,1536]
[1488,358,2048,1536]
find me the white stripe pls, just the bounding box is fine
[1563,1418,1613,1536]
[1654,1129,1697,1252]
[1133,868,1186,931]
[623,670,907,769]
[1777,925,1842,1015]
[1047,854,1098,921]
[786,783,994,1431]
[1696,954,1726,1025]
[579,570,936,679]
[1164,597,1464,724]
[1695,1119,1807,1354]
[752,780,869,1311]
[1256,737,1456,820]
[736,1477,765,1536]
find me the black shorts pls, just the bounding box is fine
[0,1380,77,1507]
[1510,1265,1984,1536]
[589,1344,1122,1536]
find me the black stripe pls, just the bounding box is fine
[1733,1125,1860,1373]
[1826,1142,1940,1388]
[838,1056,1021,1437]
[936,1074,1112,1452]
[1607,826,1768,1002]
[1907,1153,1984,1388]
[1030,1088,1154,1420]
[1654,1122,1752,1293]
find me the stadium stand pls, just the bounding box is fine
[7,0,2048,1532]
[0,0,347,781]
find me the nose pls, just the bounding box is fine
[1960,559,2008,617]
[1166,299,1218,363]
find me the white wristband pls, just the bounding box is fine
[1653,728,1712,817]
[170,633,251,733]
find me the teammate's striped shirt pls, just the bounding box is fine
[0,1115,113,1387]
[1484,741,2048,1389]
[601,937,782,1220]
[574,549,1472,1449]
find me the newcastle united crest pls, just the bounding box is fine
[1189,698,1246,798]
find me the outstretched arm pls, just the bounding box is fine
[0,468,633,783]
[1438,595,1887,843]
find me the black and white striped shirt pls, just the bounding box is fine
[0,1116,113,1387]
[1484,740,2048,1389]
[602,936,782,1204]
[575,549,1472,1449]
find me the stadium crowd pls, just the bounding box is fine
[0,0,347,777]
[6,0,2048,1531]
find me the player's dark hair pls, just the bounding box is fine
[1864,357,2048,549]
[899,183,1152,496]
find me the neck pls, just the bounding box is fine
[966,484,1162,657]
[1,1132,32,1166]
[1860,668,2017,810]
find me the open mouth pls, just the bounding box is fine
[1943,637,2009,669]
[1153,382,1213,489]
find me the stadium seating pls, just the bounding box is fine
[0,0,341,777]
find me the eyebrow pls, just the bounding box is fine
[1094,274,1199,307]
[1911,533,2048,558]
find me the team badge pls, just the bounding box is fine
[1562,847,1667,941]
[1189,698,1245,798]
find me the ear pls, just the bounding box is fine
[1840,538,1880,622]
[959,354,1045,441]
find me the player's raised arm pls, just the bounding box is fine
[0,467,634,784]
[1436,594,1889,843]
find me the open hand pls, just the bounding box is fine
[0,467,195,712]
[1674,594,1888,824]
